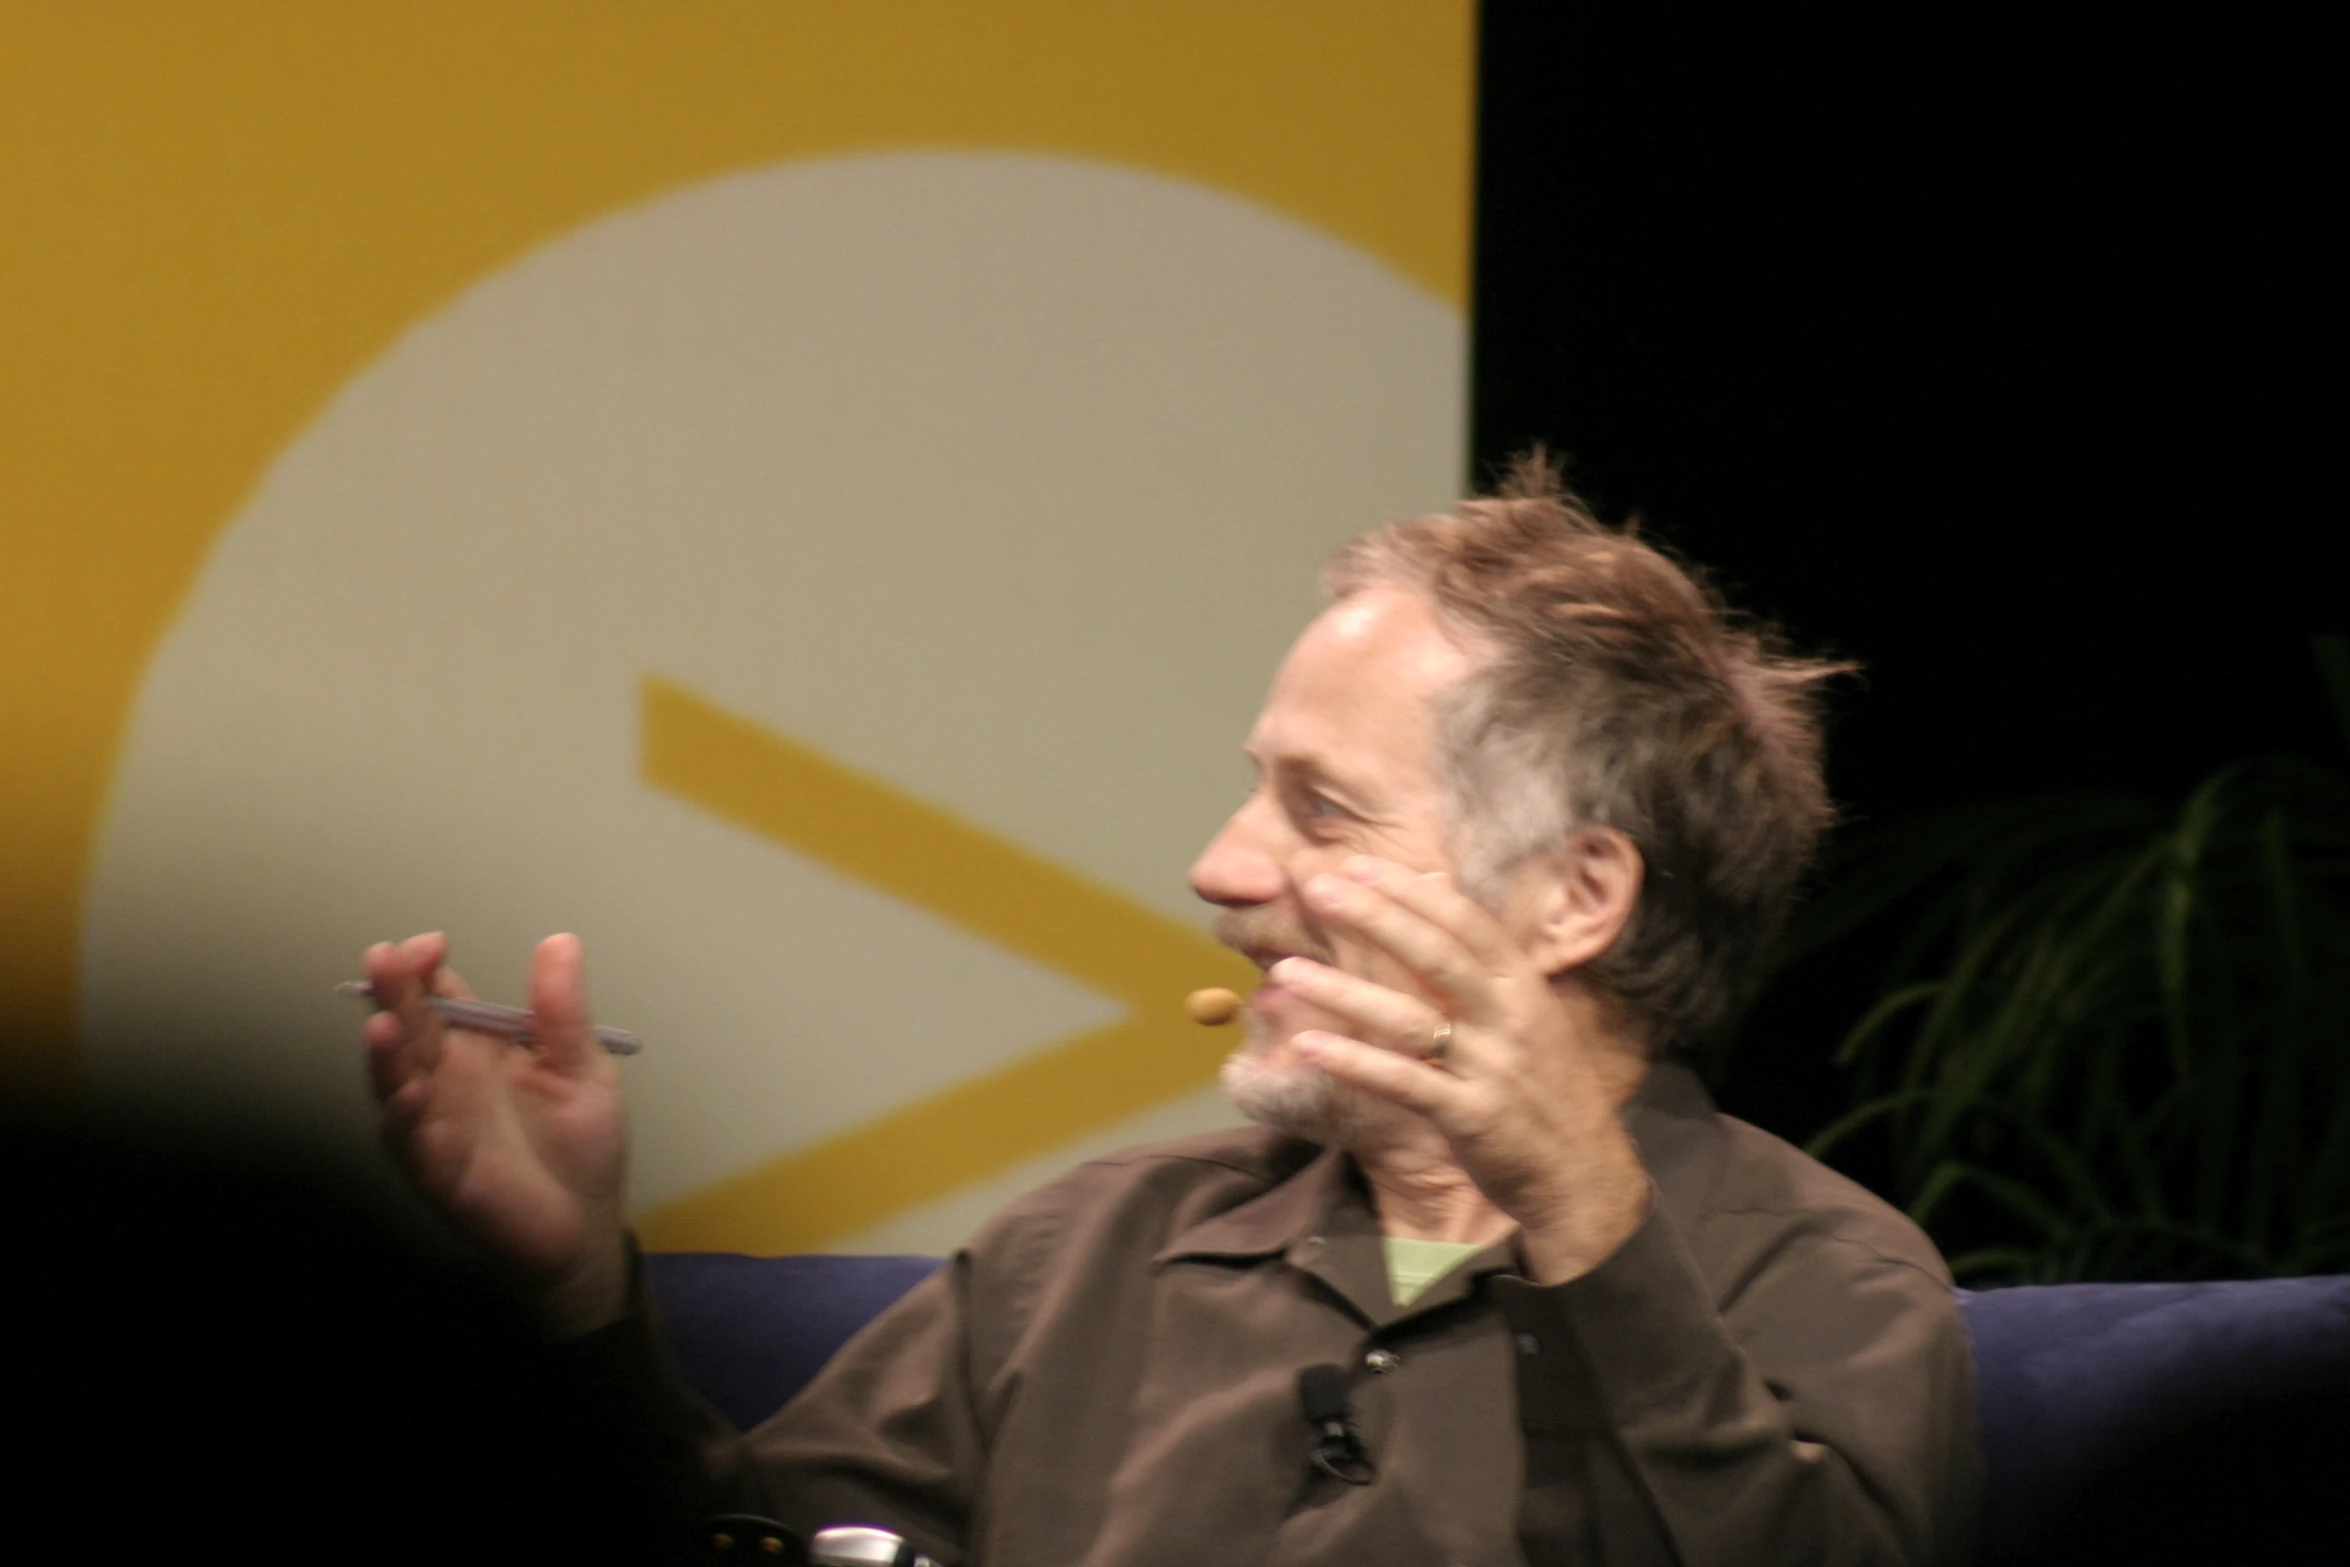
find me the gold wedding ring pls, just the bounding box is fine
[1424,1018,1454,1064]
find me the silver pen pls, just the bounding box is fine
[337,981,645,1056]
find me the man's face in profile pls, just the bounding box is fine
[1188,587,1480,1136]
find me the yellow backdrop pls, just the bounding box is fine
[2,2,1471,1252]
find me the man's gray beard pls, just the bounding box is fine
[1218,1013,1407,1148]
[1212,908,1411,1148]
[1222,1047,1367,1146]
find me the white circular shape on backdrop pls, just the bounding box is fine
[81,152,1463,1248]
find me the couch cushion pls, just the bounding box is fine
[1961,1276,2350,1561]
[643,1253,2350,1560]
[644,1251,941,1431]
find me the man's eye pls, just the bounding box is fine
[1300,790,1348,823]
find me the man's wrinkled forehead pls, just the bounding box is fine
[1246,588,1478,772]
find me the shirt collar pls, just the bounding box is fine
[1622,1055,1728,1229]
[1154,1141,1352,1266]
[1150,1056,1726,1317]
[1151,1144,1395,1323]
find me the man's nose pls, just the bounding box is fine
[1189,802,1286,908]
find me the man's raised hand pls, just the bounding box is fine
[364,931,630,1335]
[1279,856,1653,1285]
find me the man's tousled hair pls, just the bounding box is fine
[1327,454,1851,1051]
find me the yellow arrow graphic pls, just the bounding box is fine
[632,674,1254,1253]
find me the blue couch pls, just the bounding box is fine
[645,1254,2348,1562]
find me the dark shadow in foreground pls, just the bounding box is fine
[4,1091,677,1563]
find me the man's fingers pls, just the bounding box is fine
[364,1006,412,1099]
[401,929,484,1005]
[527,932,598,1076]
[1294,1030,1455,1115]
[403,928,447,971]
[365,935,452,1076]
[1346,860,1526,974]
[362,931,512,1100]
[1304,869,1500,1020]
[378,1072,436,1138]
[1269,957,1446,1059]
[363,938,415,1006]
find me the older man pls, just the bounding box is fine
[365,463,1978,1564]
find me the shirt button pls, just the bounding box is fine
[1516,1332,1541,1356]
[1364,1348,1401,1374]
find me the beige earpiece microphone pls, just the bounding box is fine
[1185,987,1243,1025]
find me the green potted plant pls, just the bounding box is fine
[1779,637,2350,1284]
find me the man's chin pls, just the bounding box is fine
[1221,1046,1371,1148]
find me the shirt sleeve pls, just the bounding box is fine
[546,1274,778,1541]
[551,1248,985,1565]
[737,1254,987,1563]
[1494,1195,1981,1567]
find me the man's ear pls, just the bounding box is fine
[1513,827,1644,979]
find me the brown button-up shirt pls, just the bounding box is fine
[666,1062,1978,1565]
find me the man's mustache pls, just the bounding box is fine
[1213,907,1337,968]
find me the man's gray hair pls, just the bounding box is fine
[1327,455,1851,1051]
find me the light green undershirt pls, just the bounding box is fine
[1382,1236,1486,1308]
